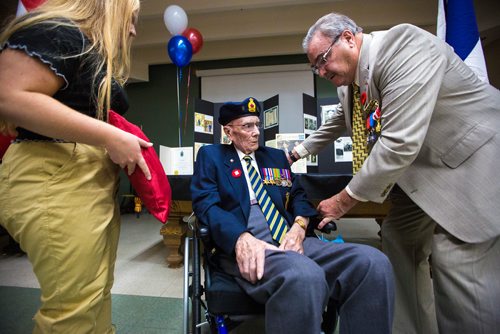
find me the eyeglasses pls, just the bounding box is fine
[311,35,340,75]
[227,122,263,132]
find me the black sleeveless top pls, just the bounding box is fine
[0,19,129,141]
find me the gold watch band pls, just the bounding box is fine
[294,218,307,231]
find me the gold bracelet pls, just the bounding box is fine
[294,218,307,231]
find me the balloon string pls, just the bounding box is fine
[176,66,182,146]
[183,64,191,137]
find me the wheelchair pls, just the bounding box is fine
[182,213,339,334]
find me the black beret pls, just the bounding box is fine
[218,97,260,125]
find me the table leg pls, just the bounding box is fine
[159,200,191,268]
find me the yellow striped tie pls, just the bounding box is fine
[351,83,367,174]
[243,156,288,243]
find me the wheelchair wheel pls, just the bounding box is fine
[184,235,205,334]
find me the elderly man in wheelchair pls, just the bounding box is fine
[189,97,395,333]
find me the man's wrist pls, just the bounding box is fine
[288,150,298,162]
[294,218,307,231]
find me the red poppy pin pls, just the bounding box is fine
[360,91,367,106]
[232,169,242,178]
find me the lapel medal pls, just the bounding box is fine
[273,168,281,187]
[283,169,292,187]
[262,168,270,185]
[231,169,242,178]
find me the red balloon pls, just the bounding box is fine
[182,28,204,54]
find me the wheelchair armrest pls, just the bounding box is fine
[195,216,336,242]
[196,221,211,245]
[318,222,336,234]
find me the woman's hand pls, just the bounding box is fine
[104,128,153,179]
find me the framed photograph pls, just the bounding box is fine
[220,125,232,144]
[303,114,317,134]
[276,133,307,173]
[320,104,340,125]
[264,106,279,129]
[194,113,214,135]
[334,136,353,162]
[307,154,318,166]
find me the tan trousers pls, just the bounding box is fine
[0,142,120,334]
[383,186,500,334]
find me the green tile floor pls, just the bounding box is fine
[0,286,183,334]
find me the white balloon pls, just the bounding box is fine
[163,5,188,35]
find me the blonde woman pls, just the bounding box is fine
[0,0,150,332]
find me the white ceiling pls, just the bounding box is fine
[131,0,500,81]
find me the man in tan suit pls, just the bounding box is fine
[289,12,500,334]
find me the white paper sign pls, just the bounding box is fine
[159,145,194,175]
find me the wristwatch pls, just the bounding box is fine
[294,218,307,231]
[288,150,298,162]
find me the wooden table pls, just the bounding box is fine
[159,174,391,268]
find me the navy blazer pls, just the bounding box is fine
[191,144,318,255]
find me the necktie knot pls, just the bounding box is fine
[352,82,360,93]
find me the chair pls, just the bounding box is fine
[182,213,338,334]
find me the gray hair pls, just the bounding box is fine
[302,13,363,52]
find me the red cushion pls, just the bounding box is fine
[108,110,171,223]
[0,134,14,159]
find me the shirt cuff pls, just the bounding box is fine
[346,185,368,202]
[294,144,309,158]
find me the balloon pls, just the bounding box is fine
[182,28,204,54]
[163,5,188,35]
[167,35,193,67]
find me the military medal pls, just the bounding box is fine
[279,169,287,187]
[260,168,271,185]
[273,168,281,186]
[261,168,268,184]
[283,169,292,187]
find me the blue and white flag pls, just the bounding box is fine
[437,0,489,83]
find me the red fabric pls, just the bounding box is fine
[0,135,14,159]
[108,110,171,223]
[21,0,45,11]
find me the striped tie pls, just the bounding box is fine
[351,83,368,174]
[243,156,288,243]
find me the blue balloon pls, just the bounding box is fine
[167,35,193,67]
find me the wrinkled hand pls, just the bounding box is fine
[279,223,306,254]
[317,189,358,229]
[235,232,280,283]
[105,129,153,180]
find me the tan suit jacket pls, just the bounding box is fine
[302,24,500,243]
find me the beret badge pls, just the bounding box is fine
[248,98,257,113]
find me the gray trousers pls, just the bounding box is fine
[383,185,500,334]
[217,205,395,334]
